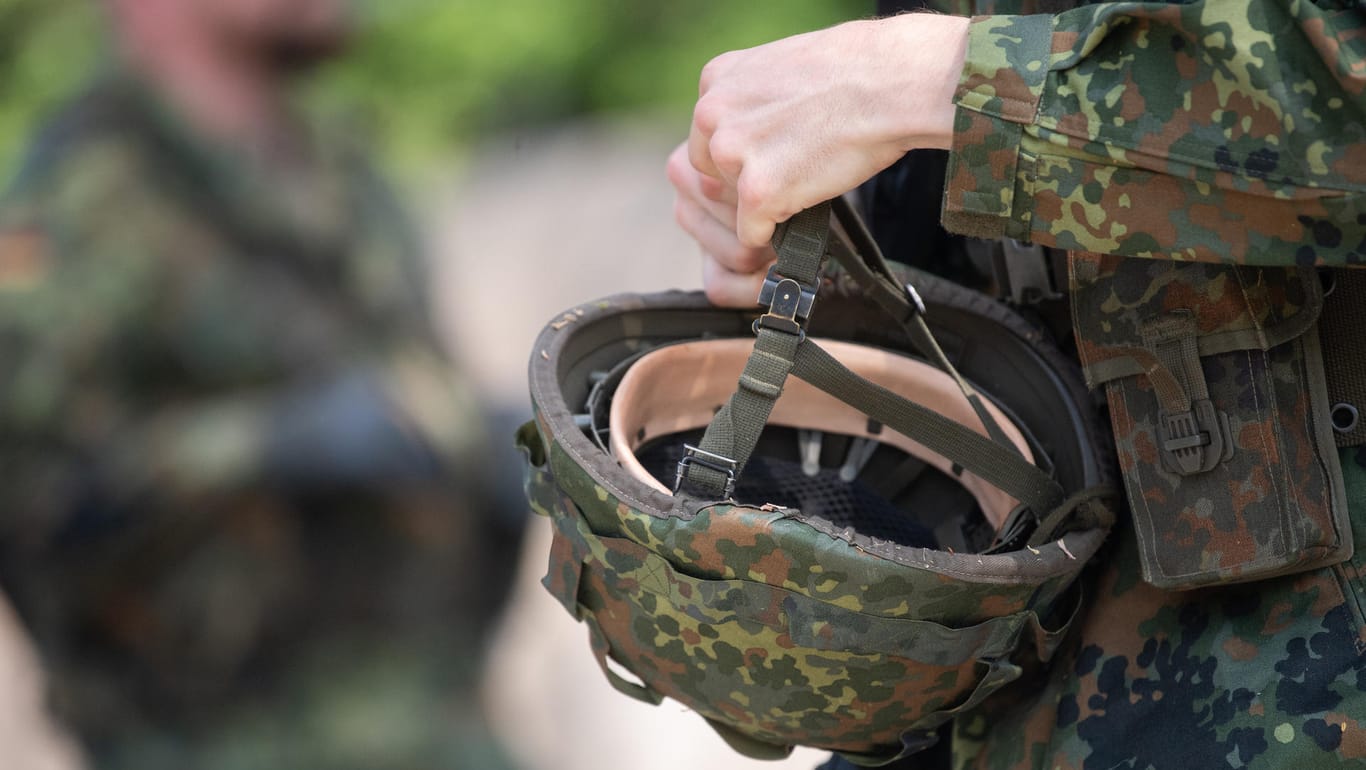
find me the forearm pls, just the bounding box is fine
[941,2,1366,265]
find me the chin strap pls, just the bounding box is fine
[677,198,1064,521]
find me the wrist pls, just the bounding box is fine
[883,13,969,151]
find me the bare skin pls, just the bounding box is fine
[106,0,351,161]
[668,14,969,307]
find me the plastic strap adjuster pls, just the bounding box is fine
[754,266,816,339]
[1158,399,1233,476]
[674,444,738,498]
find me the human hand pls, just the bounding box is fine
[667,141,775,307]
[685,14,968,249]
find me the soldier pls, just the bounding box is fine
[0,1,519,768]
[670,2,1366,768]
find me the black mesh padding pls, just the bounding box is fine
[635,436,939,550]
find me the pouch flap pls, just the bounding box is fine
[1071,253,1324,387]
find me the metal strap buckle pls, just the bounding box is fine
[904,282,927,319]
[754,266,816,338]
[674,444,738,497]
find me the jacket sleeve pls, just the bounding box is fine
[940,1,1366,266]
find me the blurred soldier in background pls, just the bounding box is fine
[0,0,522,767]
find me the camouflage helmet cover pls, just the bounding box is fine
[519,202,1116,764]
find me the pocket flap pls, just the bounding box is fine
[1071,253,1324,387]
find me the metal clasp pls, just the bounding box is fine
[754,266,816,338]
[904,282,926,320]
[674,444,738,497]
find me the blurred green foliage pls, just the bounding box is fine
[0,0,104,176]
[0,0,866,174]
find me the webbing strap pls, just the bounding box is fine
[770,203,830,287]
[1321,269,1366,447]
[681,200,1052,510]
[792,342,1064,517]
[682,205,830,495]
[829,199,1020,453]
[683,326,803,494]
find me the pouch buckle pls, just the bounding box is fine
[1158,399,1233,476]
[674,444,738,498]
[754,266,816,339]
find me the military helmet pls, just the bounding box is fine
[518,199,1115,764]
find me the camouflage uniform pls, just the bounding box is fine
[0,75,519,769]
[845,1,1366,768]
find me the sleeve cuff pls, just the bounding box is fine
[942,14,1054,241]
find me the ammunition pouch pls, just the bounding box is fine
[1070,252,1352,590]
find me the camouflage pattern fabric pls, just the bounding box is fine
[952,445,1366,769]
[0,76,519,769]
[1069,253,1350,588]
[808,1,1366,768]
[523,424,1100,761]
[520,283,1116,765]
[942,1,1366,267]
[918,0,1366,767]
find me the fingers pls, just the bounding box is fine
[734,174,781,249]
[668,144,774,275]
[673,195,773,275]
[687,102,722,182]
[689,53,734,181]
[687,105,781,248]
[682,20,948,250]
[698,173,733,205]
[668,140,775,308]
[702,251,773,308]
[666,144,736,230]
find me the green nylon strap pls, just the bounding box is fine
[684,199,1046,507]
[770,201,832,287]
[685,326,803,493]
[828,196,899,275]
[1321,269,1366,447]
[683,204,832,494]
[828,199,1020,454]
[791,341,1065,518]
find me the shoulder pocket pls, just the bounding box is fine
[1070,253,1350,590]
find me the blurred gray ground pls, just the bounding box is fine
[427,117,701,397]
[0,118,825,770]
